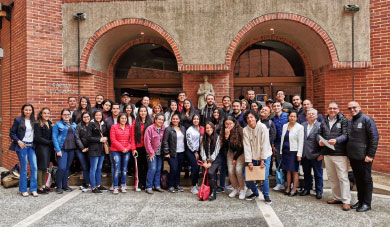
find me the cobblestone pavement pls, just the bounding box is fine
[1,185,390,227]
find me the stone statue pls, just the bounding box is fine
[197,75,215,109]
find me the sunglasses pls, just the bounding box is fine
[347,106,358,111]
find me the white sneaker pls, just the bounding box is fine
[191,186,199,195]
[239,190,246,200]
[109,185,114,191]
[135,187,141,192]
[226,185,234,191]
[229,189,238,198]
[273,184,285,191]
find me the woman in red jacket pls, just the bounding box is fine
[131,105,153,191]
[110,113,132,194]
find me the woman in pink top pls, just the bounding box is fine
[110,113,131,194]
[144,113,166,194]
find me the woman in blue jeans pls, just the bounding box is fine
[144,113,166,194]
[87,110,109,193]
[163,113,186,193]
[243,110,273,204]
[110,113,132,194]
[75,112,92,191]
[52,109,77,194]
[9,104,38,197]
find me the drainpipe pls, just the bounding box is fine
[73,13,86,99]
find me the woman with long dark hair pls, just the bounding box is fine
[180,98,197,129]
[200,122,222,201]
[164,100,179,128]
[211,108,224,135]
[9,104,38,197]
[144,113,166,194]
[52,108,77,194]
[130,105,153,191]
[221,116,245,200]
[87,110,109,193]
[75,112,92,191]
[110,113,132,194]
[124,103,136,126]
[185,113,204,194]
[34,107,53,194]
[211,107,226,192]
[102,99,113,120]
[72,96,92,124]
[163,113,186,193]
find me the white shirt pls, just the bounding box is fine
[22,120,34,142]
[186,126,201,152]
[176,129,185,153]
[328,116,337,129]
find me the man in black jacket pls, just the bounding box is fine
[200,94,217,126]
[260,106,276,175]
[318,102,351,211]
[347,101,379,212]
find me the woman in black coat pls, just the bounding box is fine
[34,107,53,194]
[87,110,109,193]
[75,112,92,190]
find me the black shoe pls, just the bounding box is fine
[92,188,102,194]
[209,179,217,201]
[351,201,362,209]
[284,190,291,195]
[63,185,73,192]
[264,195,272,204]
[37,189,48,194]
[175,186,184,192]
[316,192,322,200]
[246,193,259,201]
[216,186,225,194]
[56,188,63,194]
[141,185,146,190]
[288,191,298,197]
[356,204,371,212]
[97,185,108,191]
[299,189,310,196]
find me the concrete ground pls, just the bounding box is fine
[1,185,390,227]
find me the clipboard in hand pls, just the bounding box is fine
[245,166,265,181]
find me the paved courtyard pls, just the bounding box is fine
[1,185,389,227]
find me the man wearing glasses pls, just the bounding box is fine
[318,102,351,211]
[347,101,379,212]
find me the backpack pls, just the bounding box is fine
[160,170,169,190]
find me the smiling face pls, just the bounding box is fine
[170,102,178,112]
[68,98,77,109]
[112,105,121,117]
[222,97,231,108]
[153,105,161,114]
[82,113,90,124]
[95,95,104,105]
[232,102,241,114]
[206,95,214,106]
[125,105,133,115]
[260,106,270,119]
[94,111,103,122]
[288,112,298,124]
[62,110,71,122]
[80,98,88,109]
[205,123,214,136]
[184,100,191,110]
[23,106,33,118]
[155,115,164,127]
[246,113,257,128]
[171,115,180,126]
[327,103,339,119]
[276,91,285,102]
[139,108,147,120]
[42,109,51,121]
[224,119,234,129]
[192,115,200,126]
[178,93,186,102]
[348,101,361,116]
[213,109,220,120]
[103,102,111,112]
[142,97,150,106]
[292,96,302,108]
[247,90,255,101]
[119,115,128,125]
[251,103,258,112]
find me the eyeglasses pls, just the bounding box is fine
[347,106,358,111]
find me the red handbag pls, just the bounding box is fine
[197,161,210,201]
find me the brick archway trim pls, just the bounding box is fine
[80,18,183,71]
[226,13,370,70]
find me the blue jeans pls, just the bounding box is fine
[245,157,271,196]
[16,146,38,192]
[56,149,75,189]
[301,157,323,194]
[274,144,285,185]
[75,150,90,185]
[89,155,104,188]
[168,152,185,188]
[111,151,130,188]
[146,155,163,189]
[184,149,200,186]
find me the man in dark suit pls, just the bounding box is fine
[300,108,323,199]
[347,101,379,212]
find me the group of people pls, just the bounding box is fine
[9,90,379,212]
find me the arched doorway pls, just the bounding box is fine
[114,43,181,108]
[233,40,305,104]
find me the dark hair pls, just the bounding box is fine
[273,101,282,107]
[220,116,243,150]
[202,122,218,157]
[21,104,36,123]
[118,113,129,124]
[37,107,50,127]
[250,101,262,112]
[134,105,153,144]
[192,113,200,125]
[102,99,113,112]
[292,94,301,100]
[111,103,121,110]
[288,109,299,117]
[123,103,136,120]
[206,94,215,100]
[167,100,179,113]
[60,108,71,122]
[276,90,285,95]
[68,96,77,101]
[154,113,165,123]
[80,111,91,125]
[77,96,92,112]
[212,108,224,124]
[92,110,103,123]
[243,110,260,124]
[180,98,196,119]
[170,113,181,126]
[178,91,186,96]
[328,101,339,108]
[95,94,104,99]
[232,99,242,106]
[222,96,231,101]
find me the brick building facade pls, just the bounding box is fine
[0,0,389,172]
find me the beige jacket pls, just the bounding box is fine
[243,121,272,162]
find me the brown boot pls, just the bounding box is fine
[327,199,343,204]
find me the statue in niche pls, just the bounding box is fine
[197,75,215,109]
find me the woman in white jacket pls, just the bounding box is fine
[279,110,304,197]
